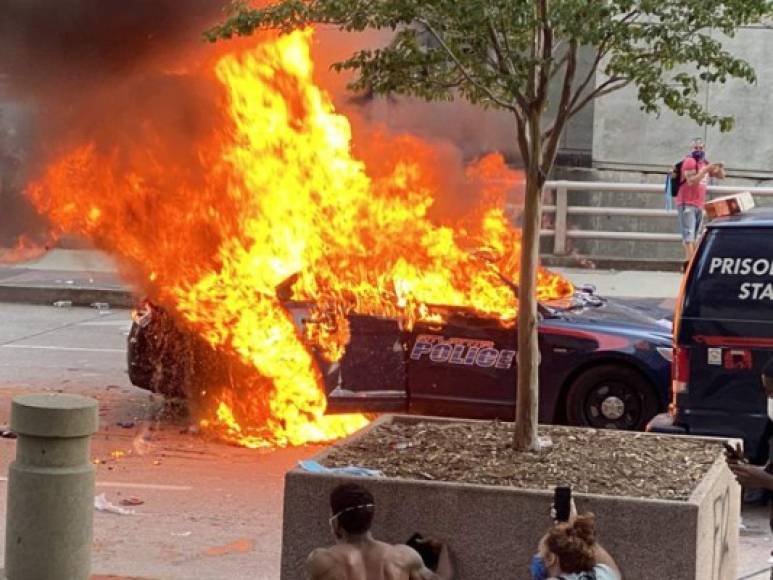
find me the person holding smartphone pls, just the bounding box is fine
[531,491,621,580]
[678,138,726,264]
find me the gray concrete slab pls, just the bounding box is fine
[553,267,683,299]
[591,25,773,177]
[0,250,133,307]
[12,250,118,273]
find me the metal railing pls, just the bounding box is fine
[534,180,773,256]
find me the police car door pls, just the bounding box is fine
[312,313,409,414]
[405,317,517,420]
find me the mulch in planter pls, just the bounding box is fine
[322,421,724,501]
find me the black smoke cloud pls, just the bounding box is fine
[0,0,229,246]
[0,0,225,90]
[0,1,521,249]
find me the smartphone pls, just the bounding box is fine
[554,486,572,522]
[406,533,440,571]
[723,442,747,463]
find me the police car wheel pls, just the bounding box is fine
[127,323,154,389]
[566,364,658,431]
[129,313,192,399]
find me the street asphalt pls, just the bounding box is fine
[0,302,320,579]
[0,250,767,578]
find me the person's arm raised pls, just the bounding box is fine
[594,543,622,579]
[434,543,453,580]
[685,164,711,186]
[709,163,726,179]
[403,543,454,580]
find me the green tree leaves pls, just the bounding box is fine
[205,0,772,138]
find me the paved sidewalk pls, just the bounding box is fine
[0,250,132,307]
[554,266,683,299]
[0,250,686,307]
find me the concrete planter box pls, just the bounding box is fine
[280,415,739,580]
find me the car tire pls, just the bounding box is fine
[566,364,659,431]
[127,323,153,389]
[127,314,192,399]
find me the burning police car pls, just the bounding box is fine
[129,286,672,432]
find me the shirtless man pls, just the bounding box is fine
[307,483,453,580]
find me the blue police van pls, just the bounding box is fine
[648,208,773,460]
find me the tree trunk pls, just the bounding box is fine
[513,118,545,452]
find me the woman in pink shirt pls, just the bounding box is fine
[678,138,725,262]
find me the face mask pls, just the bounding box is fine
[691,150,705,162]
[329,518,341,539]
[530,555,549,580]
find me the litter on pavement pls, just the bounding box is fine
[94,493,136,515]
[119,497,144,507]
[298,460,382,477]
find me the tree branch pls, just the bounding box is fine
[563,8,640,115]
[533,0,553,108]
[416,18,518,113]
[549,51,572,81]
[515,114,531,171]
[567,76,630,119]
[542,40,578,171]
[567,41,610,115]
[486,18,530,115]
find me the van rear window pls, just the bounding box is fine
[683,229,773,320]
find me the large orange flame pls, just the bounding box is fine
[27,30,572,448]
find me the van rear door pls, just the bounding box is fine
[676,227,773,455]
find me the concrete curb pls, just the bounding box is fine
[542,255,684,272]
[0,285,135,308]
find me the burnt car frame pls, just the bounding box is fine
[128,286,673,431]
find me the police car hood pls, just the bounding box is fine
[548,295,672,342]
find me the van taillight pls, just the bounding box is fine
[672,346,690,394]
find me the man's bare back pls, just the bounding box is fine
[307,538,437,580]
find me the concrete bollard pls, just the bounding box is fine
[4,393,98,580]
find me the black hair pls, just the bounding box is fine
[330,483,375,535]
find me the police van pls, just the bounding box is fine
[648,207,773,460]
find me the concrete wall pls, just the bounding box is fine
[369,48,597,164]
[592,25,773,178]
[281,415,740,580]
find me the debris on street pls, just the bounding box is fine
[94,493,136,516]
[119,497,144,507]
[298,460,382,478]
[0,427,17,439]
[203,538,254,557]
